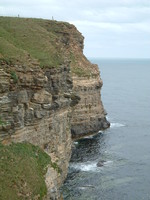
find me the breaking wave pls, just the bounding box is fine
[70,160,113,172]
[110,122,125,128]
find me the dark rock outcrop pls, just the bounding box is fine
[97,160,105,167]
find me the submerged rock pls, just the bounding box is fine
[97,160,105,167]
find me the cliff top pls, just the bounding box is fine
[0,17,75,67]
[0,16,99,77]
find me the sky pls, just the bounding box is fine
[0,0,150,58]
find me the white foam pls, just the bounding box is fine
[110,122,125,128]
[83,135,94,139]
[98,130,103,134]
[74,141,78,145]
[103,160,113,166]
[106,116,114,121]
[70,160,113,172]
[106,116,110,120]
[70,162,98,172]
[78,187,87,190]
[78,185,95,190]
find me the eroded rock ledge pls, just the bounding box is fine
[0,17,109,199]
[71,75,110,139]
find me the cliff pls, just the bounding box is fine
[0,17,109,199]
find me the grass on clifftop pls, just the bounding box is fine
[0,142,50,200]
[0,17,70,67]
[0,16,94,77]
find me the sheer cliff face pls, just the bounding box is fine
[57,21,110,138]
[0,17,109,199]
[0,17,109,139]
[0,63,78,198]
[71,75,110,138]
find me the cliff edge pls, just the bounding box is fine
[0,17,109,199]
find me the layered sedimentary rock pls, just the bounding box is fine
[60,22,110,138]
[71,74,109,138]
[0,62,80,199]
[0,17,109,199]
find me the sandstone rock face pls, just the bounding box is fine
[71,74,110,138]
[0,63,79,199]
[63,24,110,139]
[0,17,109,199]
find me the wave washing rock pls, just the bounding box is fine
[0,17,109,199]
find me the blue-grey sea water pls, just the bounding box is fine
[62,58,150,200]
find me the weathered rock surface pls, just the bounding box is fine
[0,17,109,199]
[97,160,105,167]
[0,63,79,199]
[71,75,110,139]
[65,23,110,139]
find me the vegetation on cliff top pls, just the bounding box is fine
[0,16,95,77]
[0,142,50,200]
[0,17,68,67]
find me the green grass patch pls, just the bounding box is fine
[0,142,51,200]
[71,67,90,77]
[10,71,18,83]
[0,17,66,67]
[0,116,6,126]
[51,162,62,174]
[0,16,92,77]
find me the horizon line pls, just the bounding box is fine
[88,57,150,60]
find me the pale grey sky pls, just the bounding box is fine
[0,0,150,58]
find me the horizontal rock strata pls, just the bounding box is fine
[71,75,110,139]
[0,63,79,199]
[0,17,109,199]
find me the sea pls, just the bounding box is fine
[62,58,150,200]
